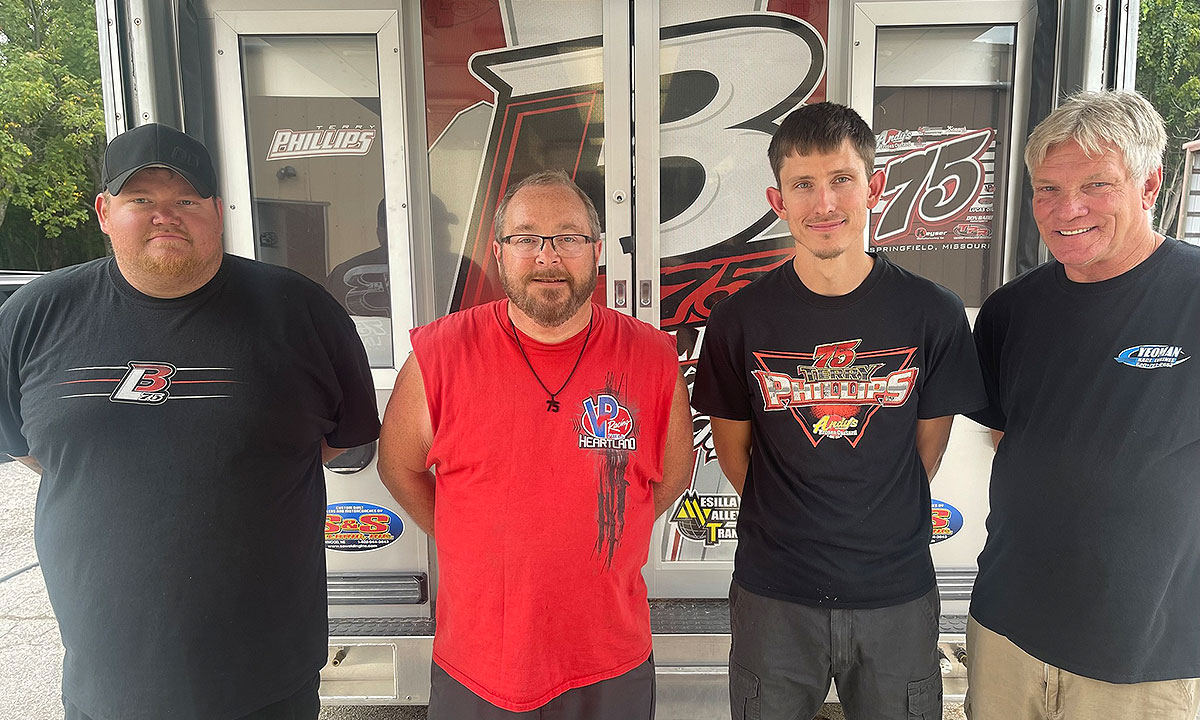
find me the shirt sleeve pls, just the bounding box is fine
[692,301,752,421]
[964,296,1007,431]
[916,292,989,420]
[322,298,382,448]
[0,303,31,458]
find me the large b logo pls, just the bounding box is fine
[110,362,176,405]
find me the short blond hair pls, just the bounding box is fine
[1025,90,1166,181]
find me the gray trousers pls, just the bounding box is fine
[729,581,942,720]
[63,673,320,720]
[429,655,655,720]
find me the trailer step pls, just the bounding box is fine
[329,602,968,637]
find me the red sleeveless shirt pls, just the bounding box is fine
[411,300,677,711]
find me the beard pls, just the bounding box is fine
[498,260,597,328]
[111,233,221,289]
[810,244,846,260]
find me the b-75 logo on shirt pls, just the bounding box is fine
[110,362,176,404]
[751,340,919,447]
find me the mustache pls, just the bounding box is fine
[144,230,193,242]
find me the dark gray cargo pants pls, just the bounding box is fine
[429,655,655,720]
[729,581,942,720]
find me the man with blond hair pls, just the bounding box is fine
[965,90,1200,719]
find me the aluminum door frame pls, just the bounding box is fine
[211,9,418,376]
[849,0,1035,286]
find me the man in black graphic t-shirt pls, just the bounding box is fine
[964,91,1200,720]
[693,103,985,720]
[0,124,379,720]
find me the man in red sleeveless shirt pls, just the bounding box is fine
[378,170,694,719]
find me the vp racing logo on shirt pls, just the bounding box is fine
[578,393,637,450]
[751,340,919,447]
[57,362,235,403]
[1114,345,1190,370]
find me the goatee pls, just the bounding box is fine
[499,262,597,327]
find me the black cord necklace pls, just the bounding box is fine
[510,312,593,412]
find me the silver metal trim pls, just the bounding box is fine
[95,0,128,139]
[632,0,662,327]
[603,0,634,316]
[209,9,417,372]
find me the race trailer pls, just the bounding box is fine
[94,0,1139,712]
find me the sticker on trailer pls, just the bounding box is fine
[325,502,403,552]
[930,500,963,544]
[267,126,377,160]
[670,490,739,546]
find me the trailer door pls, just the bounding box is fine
[849,0,1035,618]
[209,10,431,640]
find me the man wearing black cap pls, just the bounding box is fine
[0,123,380,720]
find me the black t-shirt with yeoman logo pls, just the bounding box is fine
[0,255,380,720]
[693,253,986,608]
[967,237,1200,683]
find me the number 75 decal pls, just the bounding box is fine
[873,128,995,244]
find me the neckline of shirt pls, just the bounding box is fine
[495,298,597,356]
[105,254,229,307]
[1052,236,1177,295]
[783,252,886,309]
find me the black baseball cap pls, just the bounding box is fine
[102,123,218,198]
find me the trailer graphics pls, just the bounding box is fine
[670,490,738,546]
[325,502,403,552]
[930,500,964,544]
[266,126,377,160]
[751,340,919,447]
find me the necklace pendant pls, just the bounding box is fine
[546,398,561,412]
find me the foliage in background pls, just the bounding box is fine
[0,0,108,270]
[1136,0,1200,235]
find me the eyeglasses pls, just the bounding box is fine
[499,233,596,258]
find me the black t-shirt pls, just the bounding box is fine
[0,255,380,720]
[967,238,1200,683]
[693,254,986,608]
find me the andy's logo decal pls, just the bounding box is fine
[579,394,637,451]
[110,362,176,404]
[1115,345,1190,369]
[751,340,919,447]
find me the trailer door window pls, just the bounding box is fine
[869,24,1017,307]
[239,35,393,367]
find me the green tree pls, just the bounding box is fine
[0,0,108,270]
[1137,0,1200,235]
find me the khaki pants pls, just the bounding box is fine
[965,615,1200,720]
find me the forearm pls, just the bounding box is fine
[380,470,437,536]
[709,417,751,496]
[915,416,955,482]
[11,455,43,475]
[654,370,696,517]
[717,453,748,495]
[320,440,345,464]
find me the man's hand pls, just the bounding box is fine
[655,370,696,517]
[378,354,437,536]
